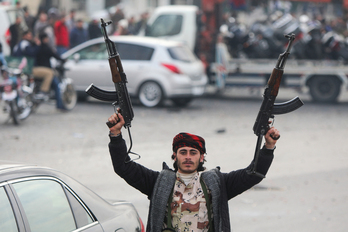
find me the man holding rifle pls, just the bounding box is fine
[107,112,279,232]
[90,19,298,232]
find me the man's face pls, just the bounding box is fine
[16,17,21,24]
[24,32,32,40]
[174,146,204,174]
[77,21,83,28]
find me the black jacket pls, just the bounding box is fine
[35,43,63,68]
[109,135,274,232]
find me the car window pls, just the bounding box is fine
[146,14,183,37]
[12,179,76,232]
[116,42,154,60]
[168,46,197,63]
[65,187,94,227]
[0,187,18,232]
[72,43,107,60]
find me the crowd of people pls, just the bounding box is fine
[9,7,88,56]
[8,4,150,57]
[4,5,77,111]
[108,5,149,36]
[1,3,151,111]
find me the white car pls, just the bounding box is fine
[61,35,208,107]
[0,5,27,56]
[0,161,144,232]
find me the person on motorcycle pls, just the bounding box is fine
[35,32,67,110]
[12,30,40,57]
[12,30,54,99]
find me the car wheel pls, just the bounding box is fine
[172,98,193,107]
[138,81,164,107]
[308,76,341,103]
[61,82,77,110]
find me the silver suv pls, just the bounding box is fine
[0,5,27,56]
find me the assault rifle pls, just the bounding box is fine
[85,19,138,161]
[248,34,304,178]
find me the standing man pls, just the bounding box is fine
[9,16,23,55]
[23,6,35,32]
[107,112,279,231]
[54,14,69,55]
[87,18,102,39]
[134,11,149,34]
[215,33,232,91]
[65,9,76,32]
[110,5,125,34]
[69,19,88,48]
[33,11,56,51]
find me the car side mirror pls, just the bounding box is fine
[73,53,80,63]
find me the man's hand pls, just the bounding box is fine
[108,111,125,136]
[264,127,280,149]
[34,37,41,46]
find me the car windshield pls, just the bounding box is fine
[146,14,183,37]
[168,46,196,63]
[73,42,107,60]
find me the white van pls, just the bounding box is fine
[0,5,27,56]
[142,5,198,51]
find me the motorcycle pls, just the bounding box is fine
[0,66,32,125]
[242,22,285,59]
[30,60,77,112]
[219,17,249,58]
[321,31,348,62]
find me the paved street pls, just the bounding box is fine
[1,87,348,231]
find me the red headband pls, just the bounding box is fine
[172,132,206,154]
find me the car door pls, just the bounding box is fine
[8,178,103,232]
[65,42,113,92]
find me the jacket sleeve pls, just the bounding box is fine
[23,43,38,57]
[108,134,159,198]
[223,146,274,200]
[48,46,64,61]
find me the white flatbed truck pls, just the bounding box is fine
[210,58,348,103]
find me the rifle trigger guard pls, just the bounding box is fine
[112,101,119,113]
[270,115,275,127]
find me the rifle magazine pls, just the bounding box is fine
[85,84,118,102]
[272,96,304,115]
